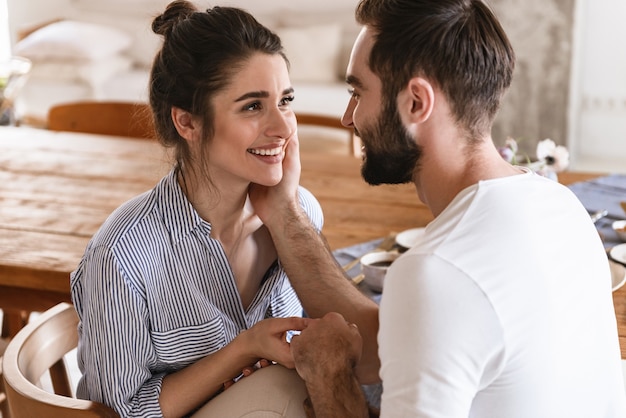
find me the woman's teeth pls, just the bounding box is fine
[247,147,282,156]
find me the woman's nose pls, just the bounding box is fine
[267,108,295,139]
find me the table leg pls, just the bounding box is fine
[0,337,9,418]
[1,309,29,339]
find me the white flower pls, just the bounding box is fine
[497,136,519,163]
[536,138,569,172]
[504,137,518,155]
[498,136,570,181]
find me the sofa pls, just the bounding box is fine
[12,0,360,130]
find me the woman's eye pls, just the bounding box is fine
[280,96,295,107]
[348,88,359,100]
[244,102,262,111]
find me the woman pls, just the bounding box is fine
[70,2,322,417]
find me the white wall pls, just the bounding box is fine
[6,0,72,44]
[568,0,626,173]
[0,0,10,61]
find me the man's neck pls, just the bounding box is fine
[415,137,522,217]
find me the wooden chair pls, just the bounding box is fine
[2,303,119,417]
[1,336,10,417]
[47,101,155,140]
[296,112,360,156]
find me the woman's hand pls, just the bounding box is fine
[223,316,310,390]
[222,359,274,390]
[249,132,302,228]
[237,316,310,369]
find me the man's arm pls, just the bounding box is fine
[249,136,380,383]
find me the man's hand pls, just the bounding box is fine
[291,312,363,382]
[290,312,369,418]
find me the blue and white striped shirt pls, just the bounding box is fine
[70,169,323,417]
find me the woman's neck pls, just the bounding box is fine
[177,167,253,240]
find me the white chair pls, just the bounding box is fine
[622,360,626,394]
[2,302,119,417]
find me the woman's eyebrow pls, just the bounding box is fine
[235,91,269,102]
[234,87,294,102]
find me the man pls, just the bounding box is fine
[250,0,626,416]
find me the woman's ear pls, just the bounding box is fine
[398,77,435,124]
[171,107,199,141]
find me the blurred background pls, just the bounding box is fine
[1,0,624,173]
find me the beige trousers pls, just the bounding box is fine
[192,365,309,418]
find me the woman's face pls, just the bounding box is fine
[204,52,296,189]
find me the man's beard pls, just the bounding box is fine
[357,100,422,185]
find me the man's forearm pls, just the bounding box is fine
[269,202,380,382]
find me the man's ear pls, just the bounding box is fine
[171,107,199,141]
[398,77,435,124]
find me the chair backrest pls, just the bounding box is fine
[296,112,360,156]
[1,337,10,417]
[2,303,119,417]
[47,101,155,140]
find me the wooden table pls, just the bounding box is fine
[1,126,624,358]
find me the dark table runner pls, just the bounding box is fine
[567,174,626,248]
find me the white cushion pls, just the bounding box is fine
[99,69,150,102]
[16,78,93,122]
[290,81,349,117]
[276,23,342,83]
[125,23,162,69]
[15,20,132,61]
[28,55,133,86]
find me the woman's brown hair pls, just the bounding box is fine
[150,0,287,171]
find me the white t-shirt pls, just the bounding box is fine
[379,171,626,417]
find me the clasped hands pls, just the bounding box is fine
[223,312,363,390]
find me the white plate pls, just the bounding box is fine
[610,260,626,292]
[395,227,426,249]
[610,243,626,265]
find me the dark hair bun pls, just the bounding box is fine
[152,0,197,38]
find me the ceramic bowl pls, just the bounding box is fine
[610,259,626,291]
[612,220,626,242]
[360,251,400,292]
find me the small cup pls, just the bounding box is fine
[613,220,626,242]
[360,251,400,292]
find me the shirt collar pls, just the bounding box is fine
[155,168,212,244]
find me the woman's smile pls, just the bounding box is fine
[247,146,284,156]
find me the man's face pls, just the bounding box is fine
[343,27,421,185]
[357,98,422,185]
